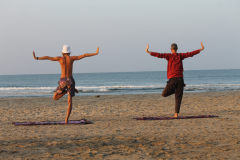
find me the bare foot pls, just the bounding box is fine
[65,119,69,124]
[75,88,78,94]
[174,113,178,118]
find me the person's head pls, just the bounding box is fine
[62,53,70,56]
[62,45,71,56]
[171,43,178,53]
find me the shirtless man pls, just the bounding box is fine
[32,45,99,123]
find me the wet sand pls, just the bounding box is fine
[0,91,240,159]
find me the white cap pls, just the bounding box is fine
[62,45,71,53]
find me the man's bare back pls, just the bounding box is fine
[32,47,99,78]
[59,56,74,78]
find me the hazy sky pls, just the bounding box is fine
[0,0,239,75]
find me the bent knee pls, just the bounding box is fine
[53,95,59,100]
[162,93,167,97]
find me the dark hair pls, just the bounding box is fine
[171,43,178,51]
[62,53,70,56]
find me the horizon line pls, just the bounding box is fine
[0,68,239,76]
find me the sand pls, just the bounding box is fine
[0,91,240,159]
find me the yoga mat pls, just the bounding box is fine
[12,119,92,126]
[133,115,218,120]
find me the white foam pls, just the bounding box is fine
[187,84,240,87]
[76,85,165,90]
[0,87,55,91]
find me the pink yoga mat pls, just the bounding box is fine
[12,119,92,126]
[133,115,218,120]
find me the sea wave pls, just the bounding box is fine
[0,91,52,96]
[184,84,240,92]
[0,85,165,91]
[0,84,240,91]
[0,84,240,98]
[186,84,240,87]
[77,85,165,89]
[0,87,56,91]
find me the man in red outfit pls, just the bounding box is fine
[145,42,204,117]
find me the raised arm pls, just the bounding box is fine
[146,44,169,59]
[199,41,204,52]
[145,44,151,54]
[32,51,61,61]
[71,47,99,61]
[180,42,205,59]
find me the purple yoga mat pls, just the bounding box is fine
[133,115,218,120]
[12,119,92,126]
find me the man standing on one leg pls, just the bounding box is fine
[32,45,99,123]
[146,42,204,117]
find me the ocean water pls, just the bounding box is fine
[0,69,240,98]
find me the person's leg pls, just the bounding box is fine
[65,95,72,123]
[162,78,176,97]
[174,77,184,117]
[75,88,78,93]
[65,77,75,123]
[53,91,67,100]
[53,80,68,100]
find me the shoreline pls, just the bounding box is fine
[1,91,240,159]
[1,89,240,99]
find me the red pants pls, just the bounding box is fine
[162,77,184,113]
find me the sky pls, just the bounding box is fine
[0,0,240,75]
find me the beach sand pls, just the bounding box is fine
[0,91,240,159]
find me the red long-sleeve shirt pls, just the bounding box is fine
[150,50,200,79]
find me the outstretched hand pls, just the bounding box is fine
[96,47,99,55]
[76,46,99,60]
[200,42,204,51]
[32,51,37,60]
[146,44,151,54]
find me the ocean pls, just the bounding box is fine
[0,69,240,98]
